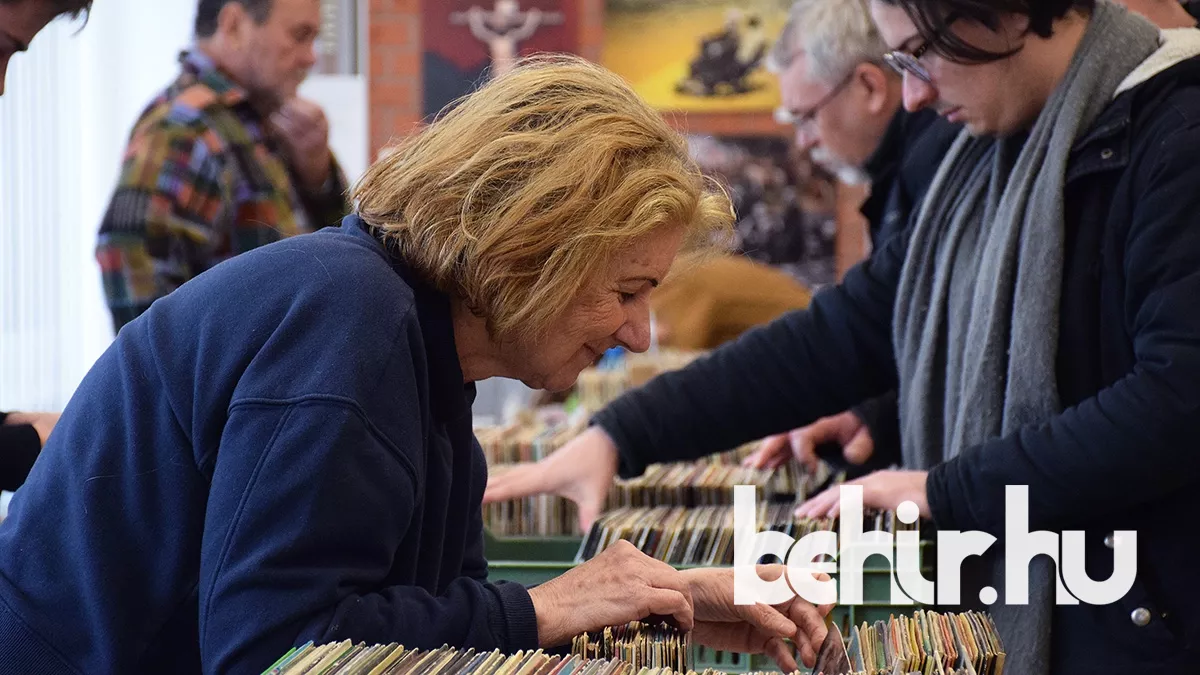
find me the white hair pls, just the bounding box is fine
[765,0,893,85]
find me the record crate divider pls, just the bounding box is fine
[484,531,937,674]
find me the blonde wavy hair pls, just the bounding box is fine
[353,55,733,341]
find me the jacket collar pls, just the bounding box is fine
[859,108,942,237]
[179,49,250,108]
[341,215,477,420]
[1068,55,1200,182]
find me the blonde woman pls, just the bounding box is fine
[0,57,831,674]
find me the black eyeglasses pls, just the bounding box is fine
[883,14,960,85]
[774,71,854,130]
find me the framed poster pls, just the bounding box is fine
[422,0,578,119]
[603,0,791,112]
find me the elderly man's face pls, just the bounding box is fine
[515,224,685,392]
[224,0,321,110]
[778,53,877,184]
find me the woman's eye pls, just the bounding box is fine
[619,291,637,303]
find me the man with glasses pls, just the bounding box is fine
[768,0,955,244]
[747,0,958,475]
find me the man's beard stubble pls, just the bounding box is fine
[811,146,872,186]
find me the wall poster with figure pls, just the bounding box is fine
[602,0,791,112]
[422,0,578,119]
[687,135,839,290]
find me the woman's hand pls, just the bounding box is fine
[483,426,619,531]
[527,540,694,648]
[793,469,929,520]
[683,566,834,671]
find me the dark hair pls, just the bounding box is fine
[876,0,1095,63]
[194,0,273,38]
[0,0,92,20]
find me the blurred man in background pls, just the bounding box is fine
[748,0,958,474]
[95,0,350,331]
[0,0,93,488]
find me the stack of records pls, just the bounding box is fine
[575,349,702,412]
[485,463,583,536]
[571,621,691,672]
[608,462,820,509]
[263,609,1002,675]
[476,420,586,466]
[262,642,780,675]
[813,611,1004,675]
[575,502,915,565]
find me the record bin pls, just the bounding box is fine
[484,532,937,673]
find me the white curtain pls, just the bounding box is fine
[0,3,195,411]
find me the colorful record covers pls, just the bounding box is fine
[571,621,692,672]
[264,641,767,675]
[575,501,916,566]
[812,610,1005,675]
[265,611,1003,675]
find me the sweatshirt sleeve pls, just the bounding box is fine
[593,228,908,478]
[198,399,538,674]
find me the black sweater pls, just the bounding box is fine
[0,412,40,491]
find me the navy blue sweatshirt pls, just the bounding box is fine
[0,217,538,674]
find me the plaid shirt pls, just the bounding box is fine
[96,50,350,331]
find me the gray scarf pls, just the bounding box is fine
[893,2,1161,673]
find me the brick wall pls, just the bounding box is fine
[367,0,422,159]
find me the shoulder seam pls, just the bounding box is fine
[226,395,420,484]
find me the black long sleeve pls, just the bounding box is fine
[0,413,41,492]
[593,226,909,478]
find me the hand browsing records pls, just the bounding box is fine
[527,540,695,648]
[483,426,621,532]
[480,414,834,537]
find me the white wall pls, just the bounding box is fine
[0,1,367,411]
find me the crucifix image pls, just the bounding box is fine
[450,1,565,77]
